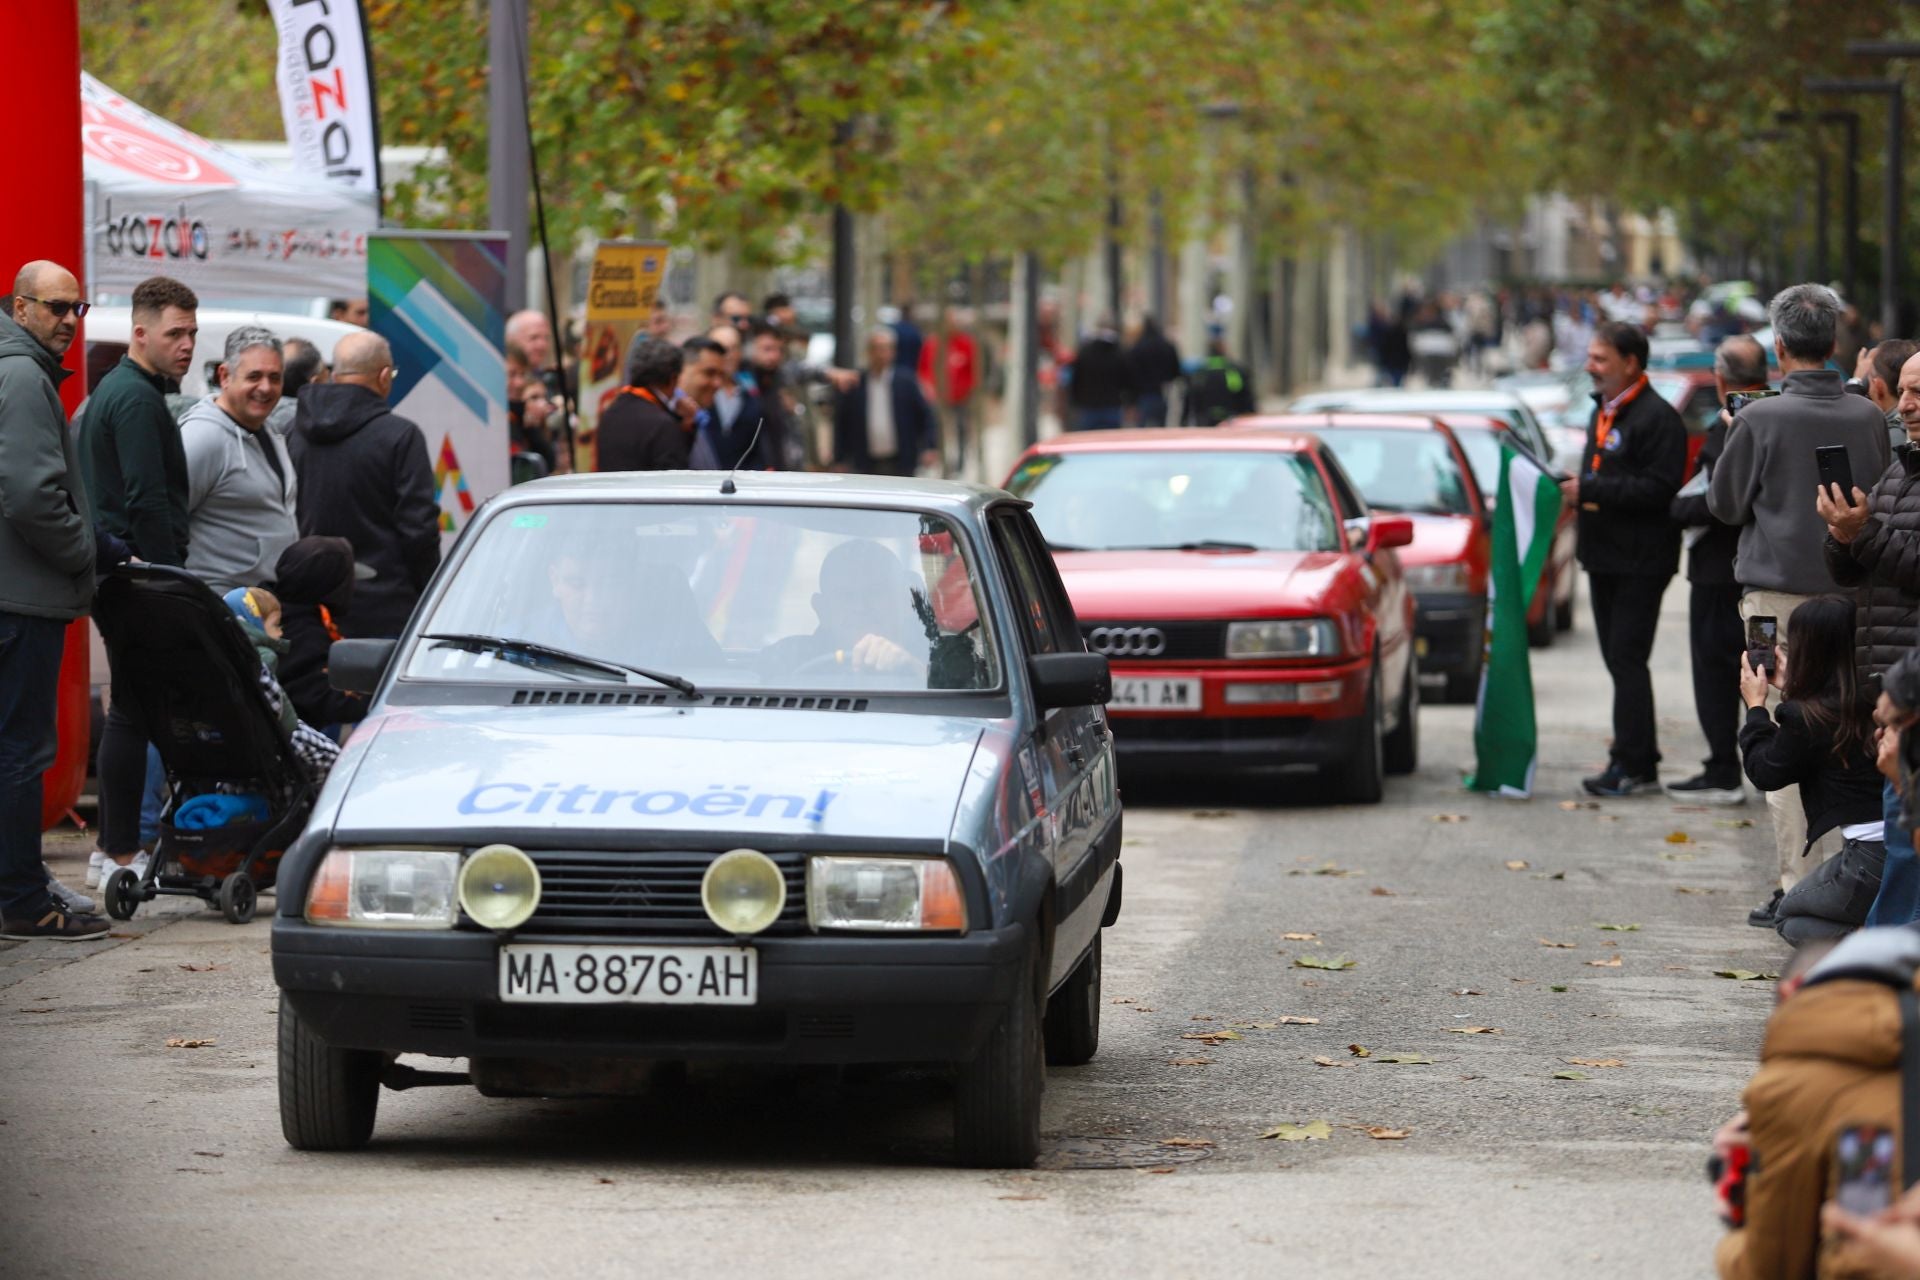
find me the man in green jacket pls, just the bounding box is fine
[0,261,107,940]
[79,275,198,892]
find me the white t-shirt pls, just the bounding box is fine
[866,374,897,459]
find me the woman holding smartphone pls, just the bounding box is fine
[1739,595,1886,942]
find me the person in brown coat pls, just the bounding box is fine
[1717,927,1920,1279]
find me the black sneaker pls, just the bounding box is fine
[0,907,110,942]
[1747,888,1784,929]
[1663,773,1746,806]
[1582,765,1660,798]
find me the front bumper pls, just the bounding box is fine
[1413,592,1486,677]
[1103,656,1371,770]
[272,919,1029,1065]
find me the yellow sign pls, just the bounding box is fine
[578,240,668,453]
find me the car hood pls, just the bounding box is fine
[1054,549,1348,618]
[1394,513,1480,567]
[323,704,985,845]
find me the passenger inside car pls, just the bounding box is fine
[544,552,724,673]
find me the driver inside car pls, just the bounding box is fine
[762,539,931,681]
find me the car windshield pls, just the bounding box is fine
[1296,430,1475,516]
[406,502,999,694]
[1005,449,1339,552]
[1450,428,1503,498]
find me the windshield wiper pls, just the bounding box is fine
[421,633,699,697]
[1119,540,1260,552]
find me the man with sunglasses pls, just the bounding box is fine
[0,261,108,939]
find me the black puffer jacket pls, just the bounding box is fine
[1824,453,1920,687]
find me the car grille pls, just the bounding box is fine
[516,850,810,937]
[1080,621,1226,660]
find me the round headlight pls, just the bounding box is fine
[458,844,541,931]
[701,849,786,936]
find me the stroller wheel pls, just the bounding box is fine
[219,872,257,925]
[104,868,140,921]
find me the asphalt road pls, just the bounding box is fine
[0,578,1778,1279]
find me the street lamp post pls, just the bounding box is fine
[1807,77,1901,336]
[1774,111,1830,283]
[488,0,531,312]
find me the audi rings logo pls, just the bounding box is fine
[1088,626,1166,657]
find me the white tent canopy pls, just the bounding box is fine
[82,72,377,299]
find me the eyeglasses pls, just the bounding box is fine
[22,296,91,319]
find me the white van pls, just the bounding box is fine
[82,306,366,397]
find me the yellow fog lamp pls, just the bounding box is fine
[701,849,787,936]
[458,843,542,931]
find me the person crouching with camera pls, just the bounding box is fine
[1738,596,1886,942]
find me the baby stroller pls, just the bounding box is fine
[92,565,319,924]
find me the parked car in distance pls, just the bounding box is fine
[1247,414,1489,701]
[1005,429,1417,801]
[1283,386,1577,477]
[1437,414,1579,643]
[272,471,1120,1169]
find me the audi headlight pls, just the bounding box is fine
[1225,619,1340,659]
[1403,563,1474,593]
[306,848,459,929]
[807,857,968,932]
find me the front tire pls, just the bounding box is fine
[1555,579,1576,632]
[1043,932,1102,1066]
[1340,670,1385,804]
[954,940,1045,1167]
[1384,657,1419,776]
[278,995,381,1151]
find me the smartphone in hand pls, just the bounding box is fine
[1746,615,1778,679]
[1834,1126,1897,1217]
[1816,444,1856,503]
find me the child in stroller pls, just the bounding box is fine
[92,566,325,924]
[223,586,341,780]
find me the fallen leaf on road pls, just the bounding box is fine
[1533,871,1568,881]
[1675,886,1716,894]
[1132,1006,1157,1012]
[1192,810,1233,820]
[1630,1105,1671,1118]
[1168,1057,1214,1067]
[1715,818,1756,829]
[1661,852,1697,861]
[1595,923,1641,932]
[1552,1070,1591,1081]
[1560,800,1600,810]
[1453,989,1484,996]
[1715,969,1780,981]
[1372,1053,1435,1065]
[1585,957,1623,968]
[1599,814,1621,823]
[164,1038,214,1049]
[1537,938,1576,949]
[998,1194,1046,1201]
[1347,1043,1372,1057]
[1665,831,1692,844]
[1550,985,1568,992]
[1313,1056,1355,1068]
[1272,1016,1320,1025]
[1110,997,1137,1005]
[177,963,228,972]
[1445,1026,1502,1035]
[1370,886,1398,897]
[1664,965,1690,971]
[595,1177,615,1186]
[1568,1058,1626,1068]
[1281,932,1319,941]
[1504,860,1530,871]
[1160,1137,1214,1148]
[19,1007,54,1014]
[1362,1126,1412,1140]
[1259,1120,1332,1141]
[1294,955,1356,970]
[1289,862,1364,877]
[1189,1014,1217,1021]
[1181,1030,1243,1043]
[1433,813,1469,823]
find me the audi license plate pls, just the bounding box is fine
[499,943,756,1005]
[1108,678,1199,712]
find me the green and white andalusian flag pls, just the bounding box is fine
[1465,439,1564,798]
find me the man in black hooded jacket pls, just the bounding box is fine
[287,332,440,638]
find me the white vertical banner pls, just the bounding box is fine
[267,0,383,207]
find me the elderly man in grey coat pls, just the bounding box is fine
[179,325,298,595]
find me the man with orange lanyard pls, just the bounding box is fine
[1562,319,1687,798]
[595,336,691,472]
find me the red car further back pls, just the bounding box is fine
[1004,429,1418,803]
[1435,413,1580,645]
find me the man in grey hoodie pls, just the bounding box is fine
[180,326,298,594]
[1709,282,1892,915]
[0,261,108,940]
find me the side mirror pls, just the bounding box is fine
[330,638,398,694]
[1030,651,1111,709]
[1367,514,1415,552]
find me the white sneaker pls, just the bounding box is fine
[44,866,96,915]
[100,853,150,886]
[83,850,108,889]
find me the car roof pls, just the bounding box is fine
[1432,413,1513,433]
[496,468,1012,518]
[1027,427,1313,454]
[1288,388,1529,411]
[1232,411,1454,434]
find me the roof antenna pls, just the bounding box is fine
[719,415,767,495]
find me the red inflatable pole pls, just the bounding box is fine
[2,1,94,831]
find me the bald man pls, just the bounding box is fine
[288,331,441,636]
[0,261,108,937]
